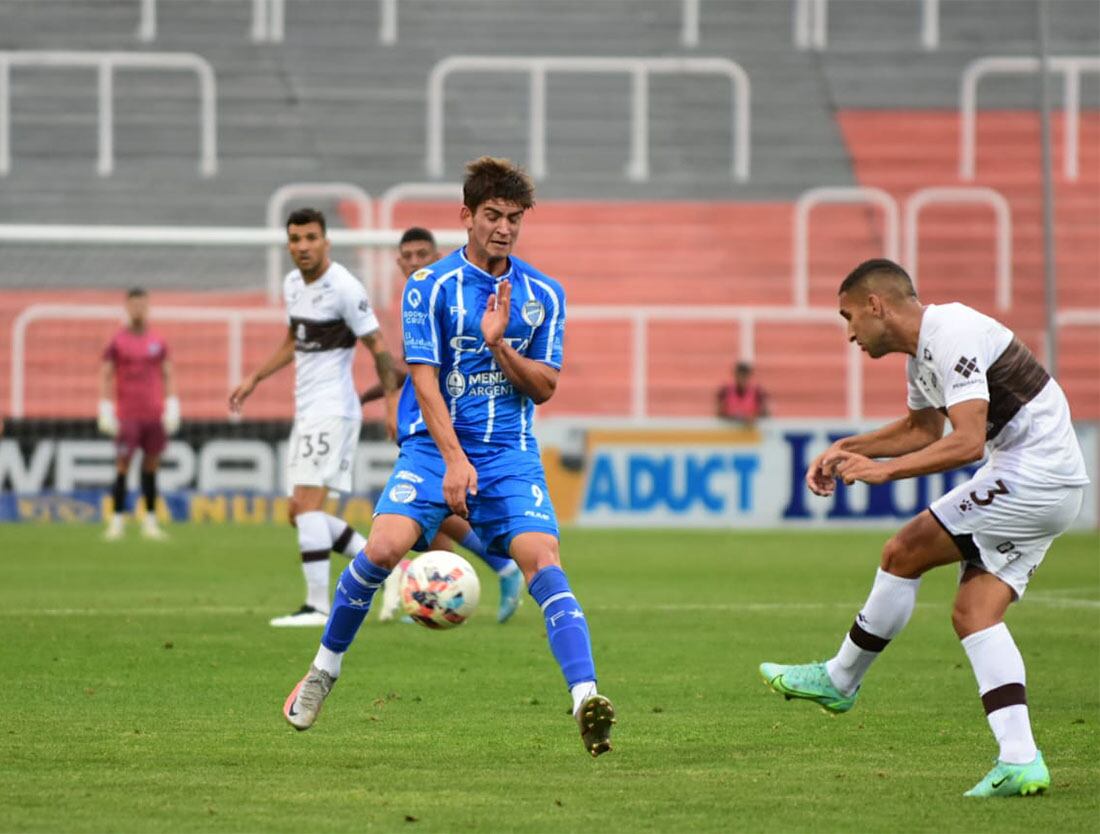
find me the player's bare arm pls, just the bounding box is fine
[482,279,559,403]
[828,399,986,486]
[408,363,478,518]
[359,330,401,439]
[806,408,945,496]
[360,369,408,405]
[229,327,295,413]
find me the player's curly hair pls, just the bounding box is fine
[463,156,535,212]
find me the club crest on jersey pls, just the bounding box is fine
[412,268,431,282]
[407,288,422,308]
[521,299,545,327]
[389,483,417,504]
[148,342,161,356]
[446,369,467,397]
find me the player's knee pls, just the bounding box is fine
[362,533,407,571]
[878,534,911,576]
[951,599,983,638]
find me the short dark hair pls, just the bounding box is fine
[839,258,917,299]
[400,226,436,246]
[286,207,327,235]
[463,156,535,212]
[126,287,147,299]
[735,361,753,375]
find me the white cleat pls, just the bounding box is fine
[141,516,168,541]
[103,515,126,541]
[270,604,330,627]
[283,664,336,731]
[377,558,411,621]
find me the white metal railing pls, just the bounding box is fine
[0,51,217,177]
[376,181,464,306]
[960,55,1100,182]
[138,0,283,42]
[903,187,1012,311]
[682,0,700,46]
[9,304,286,419]
[265,184,374,304]
[9,303,862,421]
[793,187,899,307]
[795,0,940,50]
[568,305,862,419]
[794,185,1013,311]
[427,55,750,182]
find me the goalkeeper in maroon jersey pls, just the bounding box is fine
[98,287,180,540]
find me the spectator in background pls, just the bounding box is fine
[717,360,769,426]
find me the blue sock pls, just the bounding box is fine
[528,565,596,688]
[459,529,514,575]
[321,550,389,653]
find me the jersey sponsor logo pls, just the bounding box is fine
[404,310,428,325]
[405,332,434,350]
[411,268,431,282]
[448,334,531,355]
[445,369,467,397]
[521,299,545,327]
[407,288,422,308]
[389,483,417,504]
[923,348,933,361]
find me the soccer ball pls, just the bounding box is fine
[399,550,481,629]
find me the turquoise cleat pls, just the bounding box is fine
[964,752,1050,798]
[759,661,859,714]
[497,569,523,623]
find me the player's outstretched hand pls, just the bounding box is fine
[229,376,256,414]
[443,457,478,519]
[481,279,511,348]
[824,450,892,486]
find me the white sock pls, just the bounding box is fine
[313,645,342,678]
[297,511,333,611]
[826,568,921,696]
[570,681,598,715]
[961,623,1038,764]
[323,513,366,558]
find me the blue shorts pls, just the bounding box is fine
[373,435,559,555]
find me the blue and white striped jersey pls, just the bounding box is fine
[397,247,565,453]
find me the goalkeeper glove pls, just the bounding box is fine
[97,400,119,437]
[163,396,181,435]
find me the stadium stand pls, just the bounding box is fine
[0,0,1096,421]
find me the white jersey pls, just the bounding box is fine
[906,303,1088,487]
[283,261,380,420]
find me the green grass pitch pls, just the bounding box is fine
[1,524,1097,833]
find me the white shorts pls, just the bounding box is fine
[929,462,1085,599]
[286,415,360,494]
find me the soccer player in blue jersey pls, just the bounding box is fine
[364,226,525,624]
[283,157,616,757]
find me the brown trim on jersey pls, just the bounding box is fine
[301,549,330,563]
[926,508,982,563]
[981,682,1027,714]
[849,621,891,653]
[290,317,356,352]
[985,337,1051,440]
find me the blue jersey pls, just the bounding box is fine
[397,247,565,453]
